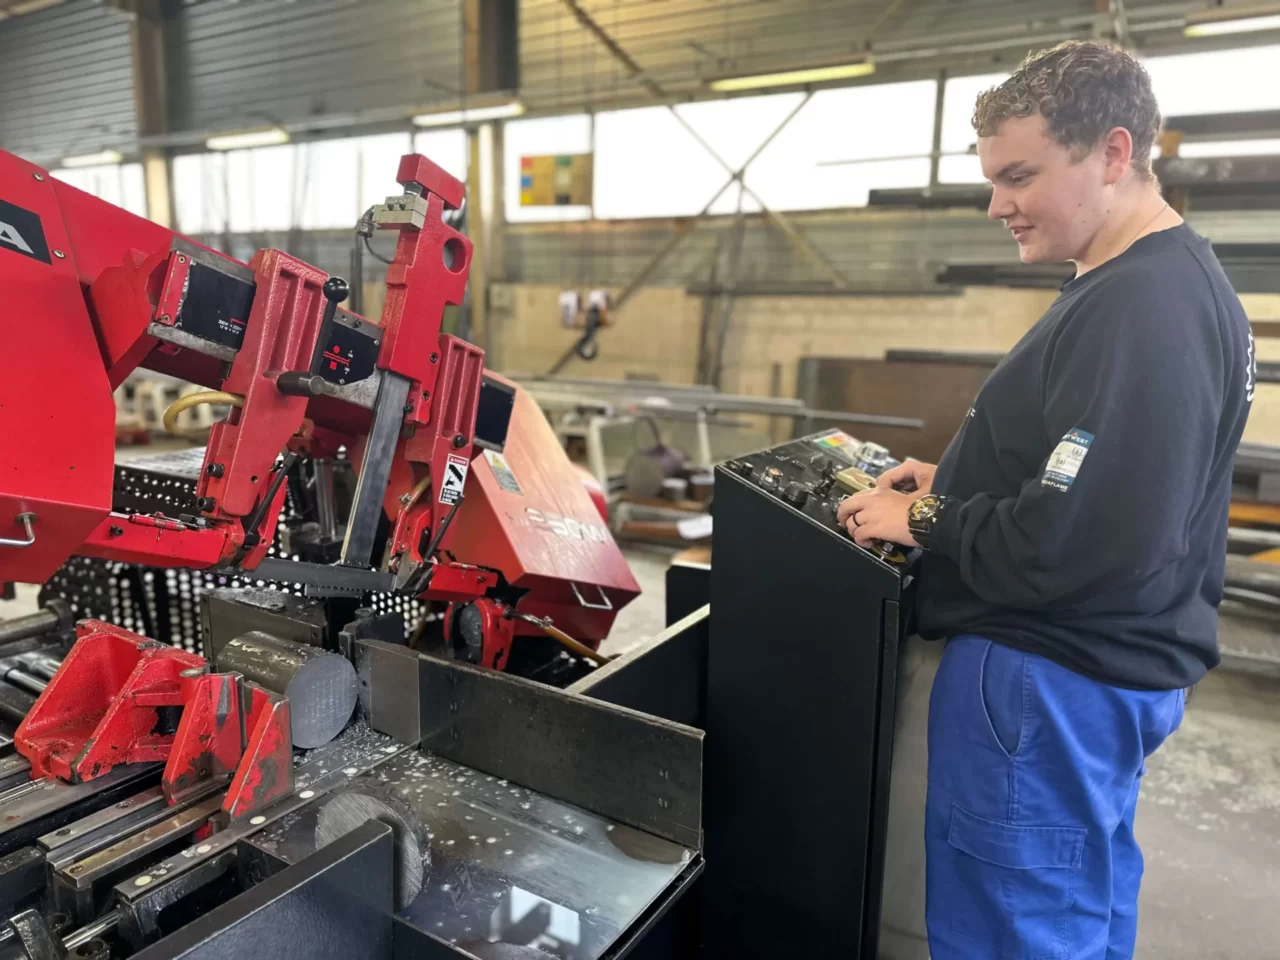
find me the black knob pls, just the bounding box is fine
[782,482,809,508]
[731,460,755,478]
[322,277,350,304]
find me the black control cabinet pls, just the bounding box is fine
[703,430,910,959]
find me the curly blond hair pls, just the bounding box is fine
[972,40,1161,180]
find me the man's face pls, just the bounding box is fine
[978,114,1109,264]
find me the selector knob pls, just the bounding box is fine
[760,467,784,488]
[731,459,755,478]
[782,482,810,508]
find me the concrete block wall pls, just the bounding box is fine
[487,284,702,383]
[715,288,1057,400]
[488,283,1280,446]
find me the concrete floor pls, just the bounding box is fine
[3,544,1277,956]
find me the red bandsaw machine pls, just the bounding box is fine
[0,149,639,817]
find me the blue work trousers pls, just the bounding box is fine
[925,635,1185,960]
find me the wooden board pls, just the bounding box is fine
[797,355,999,464]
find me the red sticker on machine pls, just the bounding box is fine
[439,454,470,505]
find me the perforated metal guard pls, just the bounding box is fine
[39,448,428,651]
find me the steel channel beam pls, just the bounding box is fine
[56,795,225,910]
[126,821,395,960]
[417,653,704,848]
[0,765,162,856]
[107,732,415,918]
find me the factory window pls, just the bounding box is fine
[172,152,228,235]
[172,131,466,235]
[505,114,593,223]
[225,145,298,232]
[744,81,936,210]
[592,96,798,219]
[413,129,469,185]
[51,163,147,219]
[590,82,934,218]
[1145,44,1280,117]
[355,133,414,219]
[937,72,1008,184]
[547,92,952,220]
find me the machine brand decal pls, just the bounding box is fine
[1042,428,1094,492]
[439,454,470,505]
[483,449,523,495]
[525,507,608,544]
[0,199,51,265]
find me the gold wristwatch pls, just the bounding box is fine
[907,494,952,550]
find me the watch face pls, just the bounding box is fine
[909,496,937,523]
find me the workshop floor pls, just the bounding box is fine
[3,545,1276,957]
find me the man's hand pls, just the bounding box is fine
[835,487,919,548]
[875,459,937,499]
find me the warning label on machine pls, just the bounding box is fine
[439,454,470,505]
[483,449,523,495]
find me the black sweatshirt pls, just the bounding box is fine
[916,224,1255,691]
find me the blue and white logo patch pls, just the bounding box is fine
[1042,429,1094,492]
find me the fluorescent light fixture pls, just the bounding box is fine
[204,126,290,151]
[61,149,124,168]
[413,100,525,127]
[7,0,65,14]
[709,59,876,92]
[1184,5,1280,36]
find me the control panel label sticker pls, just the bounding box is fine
[439,454,470,505]
[1042,429,1094,492]
[0,199,51,265]
[483,449,523,495]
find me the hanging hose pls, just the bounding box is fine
[162,391,244,436]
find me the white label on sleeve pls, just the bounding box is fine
[1042,429,1093,493]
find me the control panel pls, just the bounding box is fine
[723,429,910,565]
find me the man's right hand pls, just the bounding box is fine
[876,459,937,498]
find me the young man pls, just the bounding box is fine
[837,41,1254,959]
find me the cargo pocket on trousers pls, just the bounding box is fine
[945,803,1086,959]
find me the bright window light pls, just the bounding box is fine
[1176,138,1280,157]
[1145,45,1280,116]
[51,163,147,218]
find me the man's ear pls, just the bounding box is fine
[1102,126,1134,185]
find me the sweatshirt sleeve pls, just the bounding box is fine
[929,272,1227,611]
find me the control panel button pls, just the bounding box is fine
[782,482,810,508]
[760,466,784,489]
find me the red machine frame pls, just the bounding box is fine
[0,146,641,810]
[0,148,638,640]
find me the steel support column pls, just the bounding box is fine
[114,0,173,227]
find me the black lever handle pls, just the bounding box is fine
[312,277,350,375]
[278,277,352,397]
